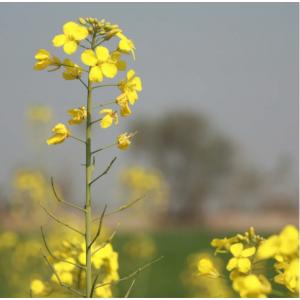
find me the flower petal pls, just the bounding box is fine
[63,41,77,55]
[100,115,113,128]
[242,247,256,258]
[237,258,251,273]
[89,66,103,82]
[52,34,67,47]
[226,258,237,271]
[230,243,243,257]
[81,49,97,66]
[95,46,110,62]
[101,63,118,78]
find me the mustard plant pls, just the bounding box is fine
[31,17,161,298]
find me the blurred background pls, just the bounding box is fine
[0,2,298,297]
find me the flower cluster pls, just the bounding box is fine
[197,225,299,297]
[30,238,119,298]
[33,17,142,150]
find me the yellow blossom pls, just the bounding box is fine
[256,225,299,260]
[233,274,271,298]
[116,32,136,58]
[197,258,220,278]
[94,285,112,298]
[62,59,82,80]
[211,236,238,253]
[227,243,256,273]
[274,258,299,293]
[99,109,118,128]
[68,106,87,125]
[30,279,45,296]
[47,123,70,145]
[34,49,60,71]
[27,105,53,123]
[52,21,89,55]
[81,46,121,82]
[119,69,142,105]
[115,93,132,117]
[117,132,135,150]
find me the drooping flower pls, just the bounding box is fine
[81,46,121,82]
[226,243,256,273]
[99,109,118,128]
[197,258,220,278]
[34,49,60,71]
[116,32,136,58]
[68,106,87,125]
[47,123,70,145]
[52,21,89,55]
[30,279,45,296]
[118,69,142,105]
[232,274,271,298]
[115,93,132,117]
[117,132,135,150]
[62,59,82,80]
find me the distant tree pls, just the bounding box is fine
[129,111,234,224]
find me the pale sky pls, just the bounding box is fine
[0,3,298,201]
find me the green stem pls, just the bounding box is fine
[85,71,93,298]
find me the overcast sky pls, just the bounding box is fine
[0,3,298,200]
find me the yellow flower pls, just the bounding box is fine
[34,49,60,71]
[94,285,112,298]
[256,225,299,260]
[211,237,238,253]
[62,59,82,80]
[232,274,271,298]
[116,32,136,58]
[274,258,299,293]
[27,105,53,123]
[197,258,220,278]
[68,106,87,125]
[226,243,256,273]
[52,21,89,55]
[81,46,121,82]
[30,279,45,296]
[47,123,70,145]
[119,70,142,105]
[99,109,118,128]
[51,272,73,285]
[117,132,135,150]
[115,94,132,117]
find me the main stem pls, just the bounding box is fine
[85,74,93,297]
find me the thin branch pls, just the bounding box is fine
[42,252,84,297]
[92,101,116,109]
[78,77,88,89]
[92,83,119,90]
[89,117,102,126]
[94,256,164,291]
[70,135,86,145]
[89,157,117,185]
[91,143,116,155]
[105,195,146,218]
[78,43,89,49]
[40,226,85,270]
[50,177,86,212]
[124,278,136,298]
[92,227,118,256]
[39,202,84,236]
[87,205,107,251]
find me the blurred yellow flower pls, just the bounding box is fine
[94,285,112,298]
[30,279,45,296]
[68,106,87,125]
[62,59,82,80]
[52,21,89,55]
[99,109,118,128]
[115,93,132,117]
[119,69,142,105]
[116,32,136,58]
[0,231,18,249]
[227,243,256,273]
[27,105,53,123]
[256,225,299,260]
[81,46,119,82]
[47,123,70,145]
[232,274,271,298]
[117,132,135,150]
[197,258,220,278]
[211,237,238,253]
[34,49,60,71]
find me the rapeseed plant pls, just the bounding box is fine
[197,225,299,297]
[30,17,161,298]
